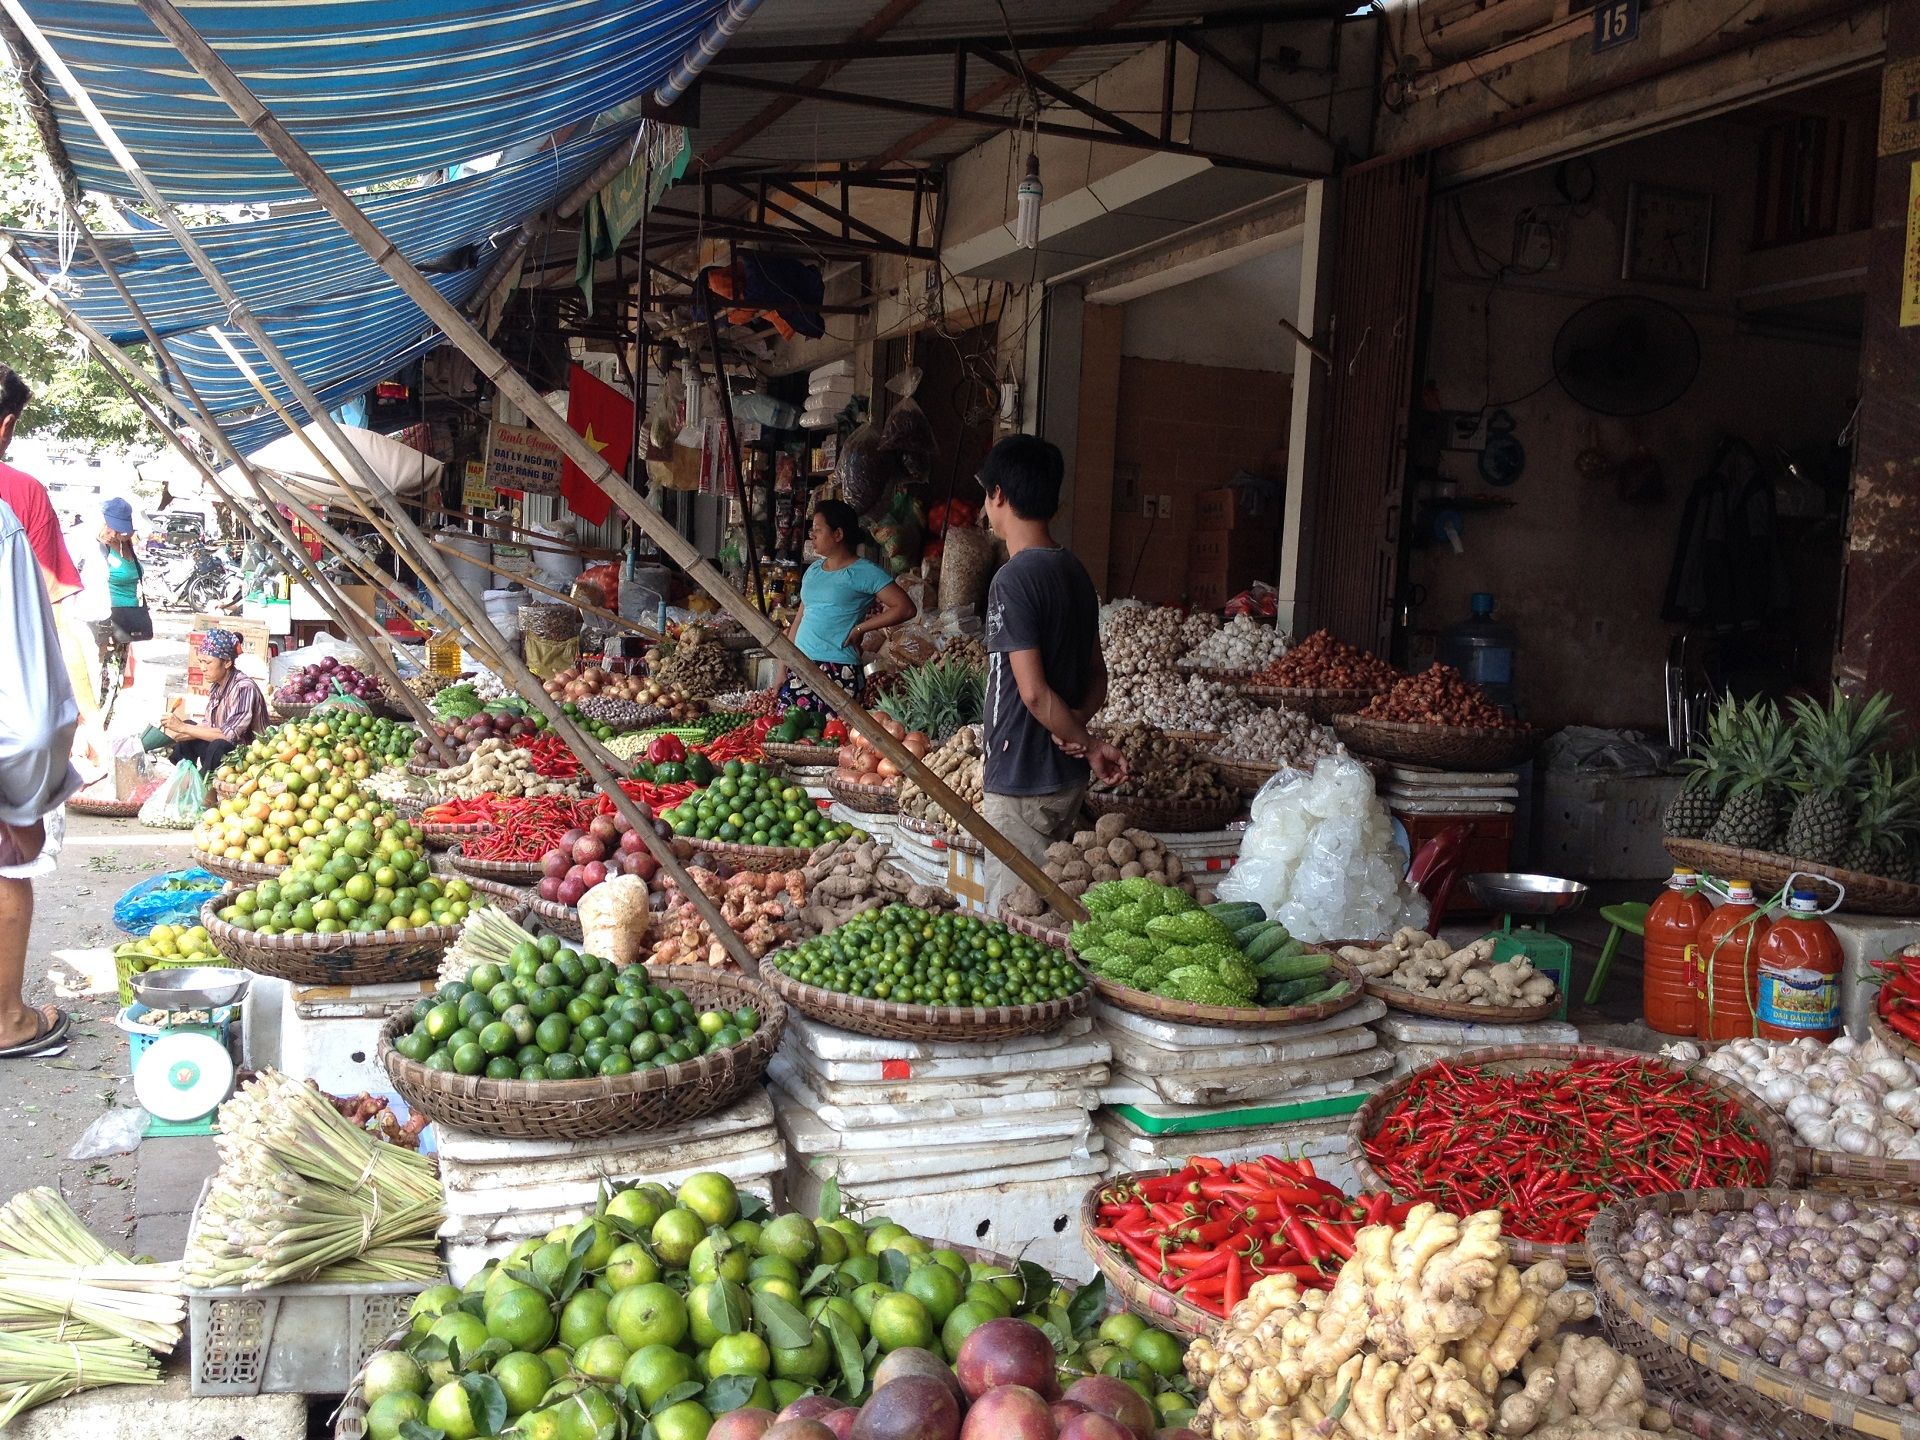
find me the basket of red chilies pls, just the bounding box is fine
[1346,1044,1798,1271]
[1079,1155,1415,1337]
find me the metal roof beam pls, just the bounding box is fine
[712,6,1354,66]
[693,70,1323,177]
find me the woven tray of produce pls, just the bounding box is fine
[405,760,448,778]
[1092,952,1361,1030]
[1347,1045,1798,1272]
[1331,713,1538,769]
[1082,789,1241,834]
[825,773,898,814]
[685,835,826,874]
[377,966,785,1141]
[762,966,1091,1042]
[439,844,545,885]
[190,848,287,885]
[1239,684,1384,721]
[1157,728,1223,748]
[1079,1169,1237,1339]
[762,740,836,768]
[68,790,148,818]
[200,896,456,987]
[418,820,488,852]
[1644,1391,1778,1440]
[1204,751,1285,796]
[1359,976,1558,1023]
[1590,1187,1919,1440]
[998,907,1073,950]
[896,812,980,853]
[1663,837,1920,916]
[269,701,315,723]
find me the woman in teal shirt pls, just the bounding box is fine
[774,500,915,711]
[98,496,151,643]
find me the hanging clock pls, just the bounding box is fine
[1623,183,1713,289]
[1478,409,1526,487]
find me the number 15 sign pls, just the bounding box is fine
[1594,0,1638,52]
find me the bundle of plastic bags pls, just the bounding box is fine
[1215,755,1427,942]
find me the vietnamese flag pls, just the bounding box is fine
[558,363,634,526]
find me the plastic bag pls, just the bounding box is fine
[877,398,936,484]
[839,420,894,516]
[137,761,205,830]
[114,868,225,935]
[1215,755,1427,943]
[69,1108,149,1159]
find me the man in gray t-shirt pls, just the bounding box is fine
[977,435,1127,912]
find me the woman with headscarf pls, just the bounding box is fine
[159,629,267,771]
[97,497,152,645]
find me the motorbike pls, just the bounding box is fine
[157,543,243,613]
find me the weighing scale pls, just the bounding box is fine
[1464,872,1590,1020]
[126,967,249,1135]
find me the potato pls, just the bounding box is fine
[1119,861,1146,879]
[1106,837,1137,866]
[1072,830,1099,850]
[1089,862,1119,883]
[1093,812,1128,845]
[1124,828,1155,851]
[1059,859,1091,883]
[1045,842,1080,866]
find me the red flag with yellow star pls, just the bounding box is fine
[558,363,634,526]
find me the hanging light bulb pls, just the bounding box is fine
[1014,151,1043,250]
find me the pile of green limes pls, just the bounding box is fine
[214,818,471,936]
[392,934,759,1080]
[770,905,1086,1007]
[663,761,857,848]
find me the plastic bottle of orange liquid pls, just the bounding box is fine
[1755,889,1843,1041]
[1643,866,1711,1036]
[1695,878,1774,1040]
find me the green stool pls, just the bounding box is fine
[1586,902,1650,1005]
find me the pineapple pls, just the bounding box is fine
[1663,697,1739,839]
[874,654,987,743]
[1839,754,1920,881]
[1705,700,1795,851]
[1781,687,1899,862]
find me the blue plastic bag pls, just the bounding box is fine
[114,868,225,936]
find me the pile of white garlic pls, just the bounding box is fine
[1093,672,1252,734]
[1183,614,1290,674]
[1216,706,1343,768]
[1100,602,1202,678]
[1685,1033,1920,1158]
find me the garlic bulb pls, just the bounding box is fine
[1834,1123,1884,1155]
[1693,1035,1920,1157]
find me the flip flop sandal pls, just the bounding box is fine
[0,1005,70,1059]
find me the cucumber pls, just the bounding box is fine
[1254,950,1331,983]
[1245,926,1301,963]
[1206,901,1266,931]
[1233,919,1283,948]
[1267,975,1334,1006]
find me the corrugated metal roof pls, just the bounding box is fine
[687,0,1326,166]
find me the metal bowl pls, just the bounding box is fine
[130,966,252,1010]
[1465,872,1590,917]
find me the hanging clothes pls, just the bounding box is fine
[1662,438,1788,626]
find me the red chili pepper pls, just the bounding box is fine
[1223,1250,1245,1312]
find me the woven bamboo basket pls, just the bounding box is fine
[762,740,836,768]
[1177,663,1260,684]
[441,844,545,885]
[1590,1187,1920,1440]
[333,1238,1114,1440]
[1346,1045,1800,1271]
[1092,954,1362,1030]
[826,774,898,814]
[685,835,824,875]
[523,891,583,942]
[1204,751,1287,796]
[1082,789,1242,834]
[999,907,1073,949]
[418,821,488,852]
[200,897,456,987]
[1359,976,1560,1024]
[462,877,533,925]
[1159,728,1223,748]
[378,966,785,1140]
[1239,683,1386,722]
[405,760,447,778]
[1644,1390,1778,1440]
[1874,1010,1920,1068]
[270,700,314,722]
[190,848,286,885]
[1662,838,1920,917]
[1079,1169,1221,1339]
[68,789,148,818]
[761,950,1092,1043]
[1331,714,1539,770]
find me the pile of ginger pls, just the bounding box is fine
[1187,1204,1671,1440]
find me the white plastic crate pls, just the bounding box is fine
[185,1184,427,1396]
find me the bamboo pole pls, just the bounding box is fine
[119,0,1087,924]
[3,231,458,763]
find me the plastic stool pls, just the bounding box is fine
[1585,902,1650,1005]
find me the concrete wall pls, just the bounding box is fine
[1410,118,1860,730]
[1120,247,1302,373]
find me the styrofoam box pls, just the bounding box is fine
[784,1160,1101,1282]
[270,981,423,1094]
[777,1049,1109,1113]
[1375,1014,1581,1047]
[780,1011,1109,1081]
[769,1053,1102,1129]
[1098,1019,1377,1078]
[1095,995,1385,1050]
[772,1084,1094,1157]
[1108,1046,1393,1107]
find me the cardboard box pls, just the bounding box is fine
[1188,531,1228,570]
[185,614,272,695]
[1194,488,1235,528]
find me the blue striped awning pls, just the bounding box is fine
[8,127,641,346]
[19,0,731,202]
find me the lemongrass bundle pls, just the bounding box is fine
[184,1070,443,1292]
[0,1189,185,1355]
[0,1331,160,1425]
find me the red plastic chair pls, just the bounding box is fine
[1407,824,1471,931]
